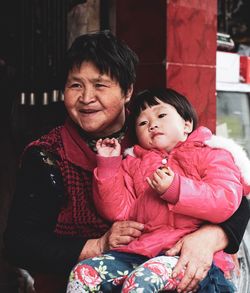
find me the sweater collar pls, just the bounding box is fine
[61,117,131,170]
[61,118,96,170]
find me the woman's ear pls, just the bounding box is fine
[184,120,193,134]
[125,85,134,103]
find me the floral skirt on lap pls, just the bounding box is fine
[66,251,236,292]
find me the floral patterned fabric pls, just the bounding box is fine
[67,251,183,292]
[67,251,236,293]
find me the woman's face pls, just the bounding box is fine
[135,100,192,152]
[64,61,132,137]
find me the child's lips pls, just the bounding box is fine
[151,132,163,139]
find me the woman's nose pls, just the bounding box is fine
[79,88,95,103]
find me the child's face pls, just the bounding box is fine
[135,100,193,152]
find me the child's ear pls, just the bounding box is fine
[184,120,193,134]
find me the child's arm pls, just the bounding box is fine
[93,139,137,222]
[169,149,243,223]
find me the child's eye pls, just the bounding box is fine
[158,113,167,118]
[138,121,147,126]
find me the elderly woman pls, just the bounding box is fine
[4,31,250,293]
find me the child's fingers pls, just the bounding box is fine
[96,138,103,148]
[152,169,166,183]
[156,168,167,179]
[167,166,174,176]
[146,177,155,189]
[112,138,119,146]
[102,138,117,147]
[102,138,111,145]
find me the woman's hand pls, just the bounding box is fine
[102,220,144,250]
[165,224,229,292]
[78,220,144,261]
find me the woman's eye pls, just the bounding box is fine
[69,83,81,88]
[159,113,167,118]
[95,83,107,88]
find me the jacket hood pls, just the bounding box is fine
[205,134,250,187]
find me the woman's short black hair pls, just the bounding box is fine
[61,30,139,94]
[128,88,198,143]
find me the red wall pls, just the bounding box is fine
[166,0,217,132]
[116,0,217,132]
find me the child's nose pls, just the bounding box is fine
[149,125,158,131]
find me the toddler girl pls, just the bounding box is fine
[67,88,250,292]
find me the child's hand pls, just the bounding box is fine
[96,138,121,157]
[146,167,174,194]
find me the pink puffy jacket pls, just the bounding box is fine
[93,126,249,272]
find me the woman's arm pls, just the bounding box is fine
[4,147,87,274]
[4,147,144,274]
[220,196,250,253]
[166,197,250,292]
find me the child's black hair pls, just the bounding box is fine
[128,88,198,143]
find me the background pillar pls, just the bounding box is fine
[115,0,217,131]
